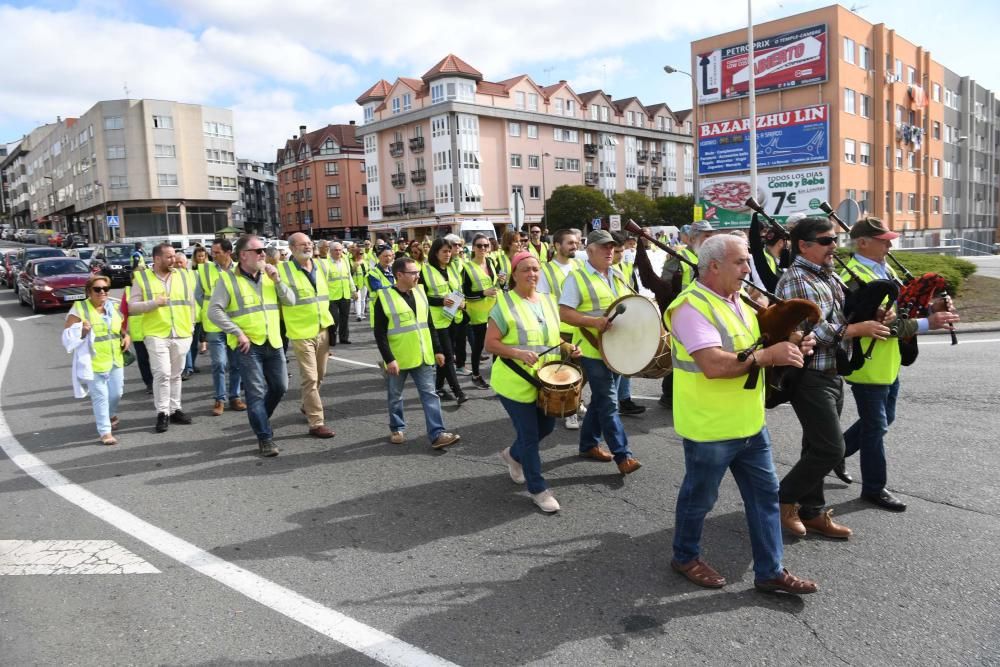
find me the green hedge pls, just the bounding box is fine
[837,250,976,292]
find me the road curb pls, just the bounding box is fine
[925,322,1000,335]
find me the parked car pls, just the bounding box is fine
[0,249,19,287]
[0,228,14,241]
[68,247,97,266]
[90,243,138,286]
[17,257,92,313]
[9,246,66,289]
[61,233,89,249]
[47,232,65,247]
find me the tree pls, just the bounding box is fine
[612,190,659,227]
[654,195,695,227]
[545,185,613,233]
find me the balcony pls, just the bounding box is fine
[584,143,598,157]
[584,173,598,186]
[650,152,662,164]
[637,176,650,188]
[410,168,426,184]
[409,136,425,152]
[391,172,406,187]
[389,141,404,157]
[636,150,649,162]
[382,199,434,217]
[651,176,664,189]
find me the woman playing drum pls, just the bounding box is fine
[486,251,580,513]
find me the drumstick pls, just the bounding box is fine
[607,303,627,323]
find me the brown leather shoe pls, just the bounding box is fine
[212,400,224,417]
[230,398,247,412]
[309,425,335,439]
[431,432,461,449]
[579,446,613,462]
[801,509,852,539]
[617,458,642,475]
[389,431,405,445]
[780,503,807,537]
[671,558,726,588]
[755,568,818,595]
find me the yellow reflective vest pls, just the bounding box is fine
[421,262,462,329]
[197,261,233,333]
[135,268,195,338]
[381,286,435,370]
[565,264,630,359]
[840,257,902,385]
[220,271,283,350]
[72,299,124,373]
[280,260,333,340]
[323,255,355,301]
[463,259,497,325]
[489,291,562,403]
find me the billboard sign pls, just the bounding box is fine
[697,167,829,228]
[698,104,829,175]
[696,24,828,105]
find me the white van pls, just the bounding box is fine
[456,219,498,244]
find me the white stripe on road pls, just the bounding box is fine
[14,314,43,321]
[330,355,380,369]
[0,315,457,667]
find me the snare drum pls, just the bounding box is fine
[599,294,672,379]
[535,361,584,418]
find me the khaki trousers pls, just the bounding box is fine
[291,330,330,427]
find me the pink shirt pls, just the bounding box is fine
[670,282,752,354]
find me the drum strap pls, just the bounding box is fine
[501,357,542,389]
[578,327,600,350]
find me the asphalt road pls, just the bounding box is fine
[0,257,998,666]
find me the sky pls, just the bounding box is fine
[1,0,997,162]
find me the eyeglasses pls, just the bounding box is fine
[808,236,838,246]
[90,285,111,293]
[399,270,420,276]
[244,248,266,255]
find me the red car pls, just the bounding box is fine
[47,232,65,248]
[1,249,18,288]
[17,257,92,313]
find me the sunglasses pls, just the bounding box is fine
[809,236,838,246]
[244,248,266,255]
[90,285,112,293]
[474,243,490,249]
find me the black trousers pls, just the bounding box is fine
[779,369,845,520]
[451,318,468,369]
[435,322,463,395]
[133,340,153,388]
[328,298,352,344]
[469,322,487,376]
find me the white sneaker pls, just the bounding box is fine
[531,489,561,513]
[564,414,580,430]
[500,447,525,484]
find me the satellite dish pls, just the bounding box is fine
[836,198,861,226]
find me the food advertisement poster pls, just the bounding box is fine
[698,104,829,175]
[697,167,829,228]
[695,24,828,104]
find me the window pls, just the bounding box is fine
[844,88,856,114]
[844,139,856,163]
[885,99,891,121]
[527,93,539,112]
[392,97,401,114]
[554,158,565,170]
[205,149,235,164]
[528,155,540,169]
[529,185,541,199]
[305,187,312,201]
[859,191,871,214]
[885,190,891,214]
[627,111,635,125]
[895,148,903,169]
[932,83,941,102]
[554,99,564,115]
[508,121,521,137]
[103,116,123,130]
[908,193,916,211]
[859,142,871,165]
[527,124,538,139]
[510,153,522,168]
[565,100,575,116]
[326,184,340,198]
[402,93,412,111]
[154,144,175,157]
[859,46,871,70]
[364,106,374,123]
[895,59,903,80]
[843,37,855,64]
[860,94,872,118]
[895,192,903,212]
[319,139,338,155]
[932,196,941,214]
[908,152,916,171]
[907,66,916,84]
[932,158,940,177]
[152,115,173,129]
[432,116,448,137]
[327,207,342,220]
[325,162,339,176]
[566,158,580,171]
[600,106,609,122]
[157,173,178,186]
[933,121,941,140]
[110,175,128,189]
[106,145,126,159]
[515,91,526,110]
[590,105,599,121]
[431,83,444,104]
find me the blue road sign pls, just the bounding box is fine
[106,215,120,228]
[591,218,602,230]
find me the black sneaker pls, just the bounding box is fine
[437,389,455,401]
[259,440,279,457]
[658,395,672,410]
[456,393,469,405]
[145,385,153,395]
[155,412,169,433]
[181,369,192,381]
[170,410,193,425]
[471,375,489,390]
[619,399,647,416]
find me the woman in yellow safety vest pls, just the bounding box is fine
[485,251,580,513]
[63,275,131,445]
[349,245,368,321]
[494,229,524,290]
[420,238,467,404]
[462,233,498,390]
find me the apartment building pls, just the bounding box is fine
[234,159,279,237]
[1,124,59,230]
[274,123,368,240]
[355,54,695,237]
[690,4,998,246]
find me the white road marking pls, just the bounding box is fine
[0,540,160,575]
[0,315,458,667]
[330,355,381,369]
[921,337,1000,345]
[14,314,43,321]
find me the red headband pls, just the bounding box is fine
[510,251,534,272]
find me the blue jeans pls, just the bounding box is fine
[206,331,242,401]
[616,375,631,401]
[843,380,899,496]
[89,366,124,436]
[579,356,632,462]
[235,343,287,442]
[385,364,445,444]
[184,323,203,372]
[673,428,783,582]
[498,396,555,494]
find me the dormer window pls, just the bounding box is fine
[320,139,339,156]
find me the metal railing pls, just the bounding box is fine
[944,236,999,256]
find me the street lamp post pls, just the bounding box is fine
[663,65,698,209]
[43,175,56,232]
[541,152,551,234]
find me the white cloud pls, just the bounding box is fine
[567,57,629,95]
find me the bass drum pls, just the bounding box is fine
[599,294,672,378]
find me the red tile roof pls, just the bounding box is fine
[612,96,643,113]
[398,77,426,95]
[577,90,606,105]
[477,80,510,97]
[422,54,482,82]
[355,79,392,104]
[277,124,362,163]
[673,109,693,122]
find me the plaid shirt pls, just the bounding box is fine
[775,255,849,372]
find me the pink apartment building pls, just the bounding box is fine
[355,54,695,237]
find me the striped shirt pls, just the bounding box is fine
[775,255,849,372]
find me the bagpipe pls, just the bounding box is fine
[625,219,821,401]
[819,202,958,365]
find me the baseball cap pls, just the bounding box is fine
[690,221,716,234]
[586,229,615,245]
[850,217,899,240]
